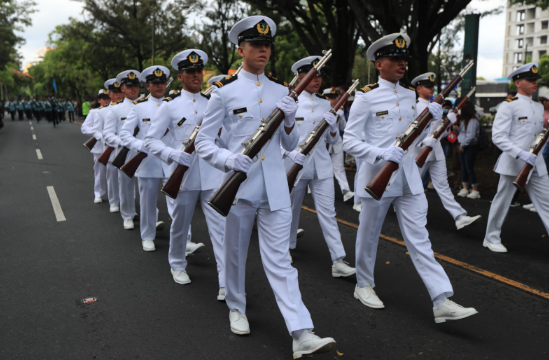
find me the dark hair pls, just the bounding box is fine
[460,101,476,130]
[442,100,453,108]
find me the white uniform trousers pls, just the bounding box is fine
[330,151,351,193]
[92,154,107,199]
[357,192,454,300]
[290,177,346,262]
[225,200,314,334]
[167,189,225,288]
[419,160,466,220]
[118,172,136,221]
[138,177,163,241]
[485,172,549,244]
[354,161,361,205]
[106,163,120,207]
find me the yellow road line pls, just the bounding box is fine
[74,121,83,125]
[301,205,549,301]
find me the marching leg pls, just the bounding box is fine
[484,175,516,251]
[200,189,226,290]
[118,171,136,226]
[138,177,161,250]
[524,171,549,234]
[289,179,309,250]
[93,153,107,202]
[106,163,120,210]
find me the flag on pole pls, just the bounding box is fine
[53,78,57,93]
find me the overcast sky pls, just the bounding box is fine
[17,0,507,80]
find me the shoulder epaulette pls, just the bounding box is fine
[111,100,123,106]
[400,82,415,91]
[98,105,104,109]
[534,99,542,104]
[215,75,238,88]
[358,83,379,93]
[505,96,518,102]
[315,93,329,100]
[133,97,149,105]
[201,93,210,100]
[163,91,181,102]
[266,74,288,87]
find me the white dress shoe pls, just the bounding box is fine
[229,310,250,335]
[455,215,482,230]
[307,186,311,194]
[217,287,226,301]
[94,197,103,204]
[332,260,356,278]
[530,207,538,213]
[523,203,535,210]
[433,299,478,323]
[483,239,508,253]
[427,182,435,190]
[289,252,293,264]
[185,241,205,256]
[354,285,384,308]
[297,229,305,238]
[457,188,469,197]
[171,269,191,284]
[353,203,362,212]
[142,240,155,252]
[343,191,354,202]
[123,219,134,229]
[109,205,120,213]
[467,190,481,199]
[156,221,164,231]
[292,330,336,359]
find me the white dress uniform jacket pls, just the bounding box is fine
[328,109,346,154]
[195,69,300,210]
[103,98,141,158]
[411,97,446,162]
[146,89,222,191]
[283,91,338,180]
[342,78,420,198]
[119,96,171,178]
[492,93,547,177]
[81,109,104,154]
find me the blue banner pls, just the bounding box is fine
[53,78,57,93]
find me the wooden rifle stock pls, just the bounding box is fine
[286,164,304,192]
[120,129,169,178]
[365,62,474,200]
[208,52,331,217]
[112,126,140,169]
[97,146,115,166]
[513,128,549,191]
[83,136,97,151]
[161,126,199,199]
[415,95,471,168]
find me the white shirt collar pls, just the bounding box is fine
[149,95,164,104]
[418,97,430,105]
[516,93,532,101]
[239,68,267,82]
[180,88,201,99]
[123,98,135,105]
[378,77,400,89]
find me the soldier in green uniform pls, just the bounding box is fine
[57,99,65,121]
[65,99,75,122]
[8,99,16,121]
[44,98,52,122]
[17,98,24,120]
[24,98,33,120]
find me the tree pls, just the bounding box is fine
[0,0,36,70]
[509,0,549,9]
[243,0,361,86]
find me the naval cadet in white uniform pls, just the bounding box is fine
[484,63,549,253]
[323,87,354,202]
[81,89,110,204]
[145,50,226,297]
[93,79,123,213]
[195,15,336,359]
[120,66,170,252]
[103,70,141,230]
[343,33,478,323]
[284,56,355,278]
[410,72,481,230]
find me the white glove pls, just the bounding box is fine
[225,153,253,172]
[447,112,457,124]
[276,96,298,127]
[518,150,537,166]
[428,102,443,120]
[138,142,149,155]
[169,150,193,166]
[377,146,405,164]
[287,150,307,165]
[422,137,437,148]
[324,111,338,133]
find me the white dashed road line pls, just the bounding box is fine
[32,134,37,140]
[30,126,34,131]
[36,149,43,160]
[46,186,66,222]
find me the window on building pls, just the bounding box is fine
[514,53,523,63]
[541,36,548,45]
[526,37,534,46]
[542,21,549,30]
[517,38,524,48]
[526,8,536,20]
[540,50,547,58]
[517,10,525,21]
[517,24,525,35]
[527,22,535,33]
[525,52,533,61]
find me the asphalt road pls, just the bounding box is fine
[1,117,548,359]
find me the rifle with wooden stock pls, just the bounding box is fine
[83,136,98,151]
[365,60,474,200]
[207,49,333,217]
[160,63,245,199]
[286,79,360,192]
[513,128,549,191]
[121,128,170,178]
[111,126,140,169]
[415,86,476,168]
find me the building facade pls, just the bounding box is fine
[502,4,549,77]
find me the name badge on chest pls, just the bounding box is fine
[233,107,247,115]
[121,117,127,121]
[518,116,528,121]
[176,118,186,127]
[376,111,389,116]
[142,118,150,123]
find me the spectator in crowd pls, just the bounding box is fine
[455,101,480,199]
